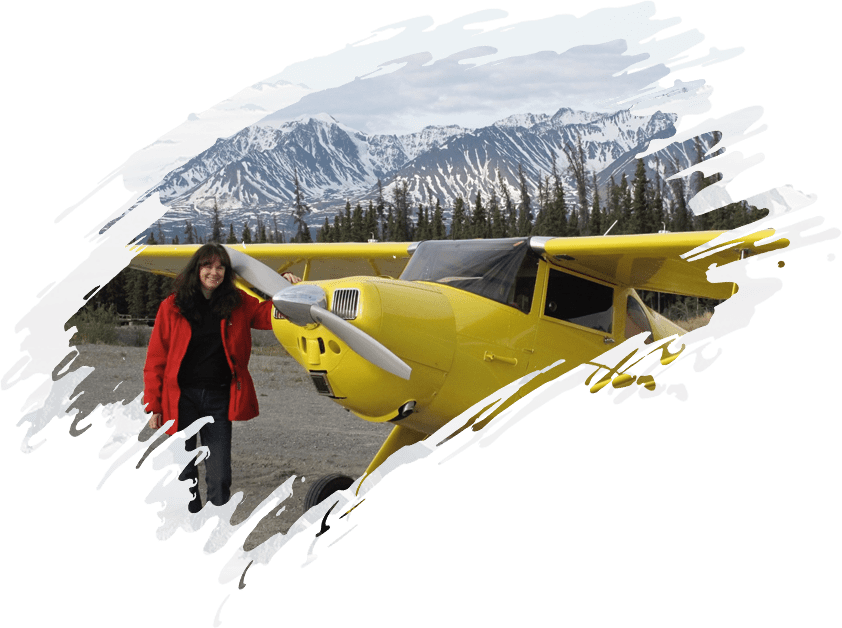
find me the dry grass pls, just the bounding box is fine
[67,306,119,345]
[674,311,713,332]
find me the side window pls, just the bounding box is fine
[625,296,654,344]
[543,268,613,333]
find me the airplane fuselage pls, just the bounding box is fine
[271,237,684,437]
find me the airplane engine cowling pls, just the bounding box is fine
[271,277,456,424]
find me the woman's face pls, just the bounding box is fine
[199,257,226,294]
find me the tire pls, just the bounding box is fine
[303,473,354,511]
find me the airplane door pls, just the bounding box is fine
[526,265,618,377]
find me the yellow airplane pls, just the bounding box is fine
[130,229,786,508]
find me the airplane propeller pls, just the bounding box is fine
[226,246,412,380]
[225,246,293,296]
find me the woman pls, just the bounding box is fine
[143,242,293,513]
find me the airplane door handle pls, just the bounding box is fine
[483,351,518,366]
[604,337,615,344]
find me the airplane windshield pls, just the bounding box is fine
[400,238,535,309]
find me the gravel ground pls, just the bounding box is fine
[69,328,393,550]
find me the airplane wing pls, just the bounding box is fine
[536,229,788,300]
[128,242,415,283]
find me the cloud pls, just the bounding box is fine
[260,40,671,134]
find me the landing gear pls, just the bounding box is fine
[303,473,354,511]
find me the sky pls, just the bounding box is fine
[263,5,719,97]
[255,13,708,135]
[258,41,669,133]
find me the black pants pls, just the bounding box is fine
[177,387,232,511]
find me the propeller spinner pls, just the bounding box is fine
[225,246,412,380]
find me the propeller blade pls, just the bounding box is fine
[225,246,292,296]
[310,306,412,380]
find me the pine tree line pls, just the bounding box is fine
[317,133,766,242]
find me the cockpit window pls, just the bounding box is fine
[400,238,537,310]
[543,268,613,333]
[625,296,654,344]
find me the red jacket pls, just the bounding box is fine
[143,290,274,435]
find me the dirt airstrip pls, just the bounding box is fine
[68,329,393,550]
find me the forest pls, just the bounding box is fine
[70,133,766,342]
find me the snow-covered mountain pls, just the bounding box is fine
[140,107,712,240]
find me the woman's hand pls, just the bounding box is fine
[148,413,164,429]
[282,272,302,284]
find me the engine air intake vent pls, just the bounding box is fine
[331,288,360,320]
[309,371,334,397]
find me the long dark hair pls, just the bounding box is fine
[172,243,241,324]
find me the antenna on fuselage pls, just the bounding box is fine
[603,220,618,236]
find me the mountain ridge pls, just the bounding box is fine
[141,107,712,240]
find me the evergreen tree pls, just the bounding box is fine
[256,215,268,243]
[184,220,196,244]
[351,202,365,242]
[567,206,579,236]
[145,274,165,318]
[488,188,505,238]
[376,179,386,240]
[241,222,253,244]
[462,193,472,229]
[318,216,332,242]
[532,174,548,235]
[590,171,603,236]
[126,270,148,319]
[692,136,706,201]
[421,186,437,241]
[647,161,662,232]
[498,168,517,237]
[333,212,344,242]
[708,201,729,231]
[667,157,691,231]
[737,201,756,228]
[617,174,632,234]
[630,158,651,233]
[226,223,237,244]
[391,179,412,241]
[545,154,568,236]
[450,196,467,239]
[562,134,589,235]
[472,191,490,238]
[292,166,312,243]
[385,206,395,241]
[605,175,620,233]
[271,214,281,243]
[88,267,131,316]
[343,201,353,240]
[211,200,223,242]
[431,199,446,240]
[516,164,533,236]
[416,204,429,240]
[651,159,665,233]
[365,201,378,241]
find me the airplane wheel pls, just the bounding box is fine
[304,473,354,511]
